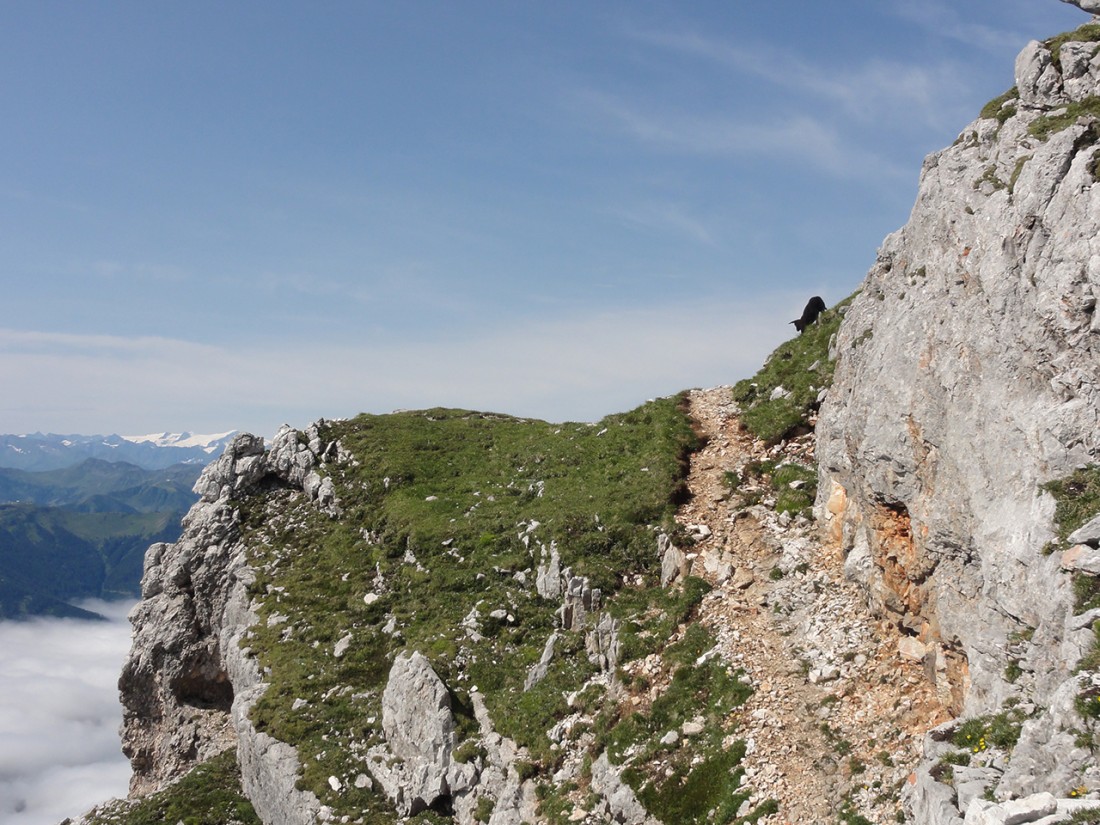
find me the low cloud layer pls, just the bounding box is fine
[0,600,135,825]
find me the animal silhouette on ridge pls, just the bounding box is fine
[791,296,827,334]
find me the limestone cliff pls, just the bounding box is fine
[817,14,1100,821]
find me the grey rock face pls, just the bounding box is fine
[589,753,660,825]
[369,652,456,816]
[119,425,338,822]
[559,567,601,631]
[366,651,540,824]
[817,27,1100,822]
[535,541,562,599]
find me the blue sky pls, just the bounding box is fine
[0,1,1088,437]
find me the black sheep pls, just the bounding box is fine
[790,296,827,333]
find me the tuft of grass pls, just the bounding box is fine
[980,87,1019,125]
[973,165,1007,191]
[1009,156,1031,193]
[1076,574,1100,614]
[952,708,1026,754]
[1067,806,1100,824]
[1046,23,1100,70]
[1028,96,1100,140]
[1043,465,1100,544]
[79,749,260,825]
[1079,623,1100,673]
[771,462,817,517]
[732,293,855,444]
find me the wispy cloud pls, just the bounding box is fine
[883,0,1038,52]
[610,201,718,246]
[573,88,907,182]
[0,600,135,825]
[625,28,969,133]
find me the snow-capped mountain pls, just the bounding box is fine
[121,431,237,452]
[0,431,237,471]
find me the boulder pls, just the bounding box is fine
[1069,514,1100,547]
[1060,544,1100,575]
[658,533,687,587]
[369,651,456,816]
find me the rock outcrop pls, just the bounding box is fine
[817,20,1100,821]
[368,650,541,823]
[368,651,462,816]
[119,422,335,822]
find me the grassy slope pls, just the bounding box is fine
[236,397,701,821]
[78,749,260,825]
[0,505,183,617]
[732,294,855,444]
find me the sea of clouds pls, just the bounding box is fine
[0,600,136,825]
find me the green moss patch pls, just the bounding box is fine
[1028,96,1100,140]
[79,749,260,825]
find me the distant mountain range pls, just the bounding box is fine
[0,432,233,620]
[0,430,236,472]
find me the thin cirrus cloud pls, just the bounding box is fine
[573,88,906,182]
[611,201,719,246]
[884,0,1047,52]
[0,600,135,825]
[625,28,969,130]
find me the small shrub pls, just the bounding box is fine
[475,796,495,822]
[1043,465,1100,544]
[980,87,1019,125]
[1075,690,1100,721]
[1028,96,1100,140]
